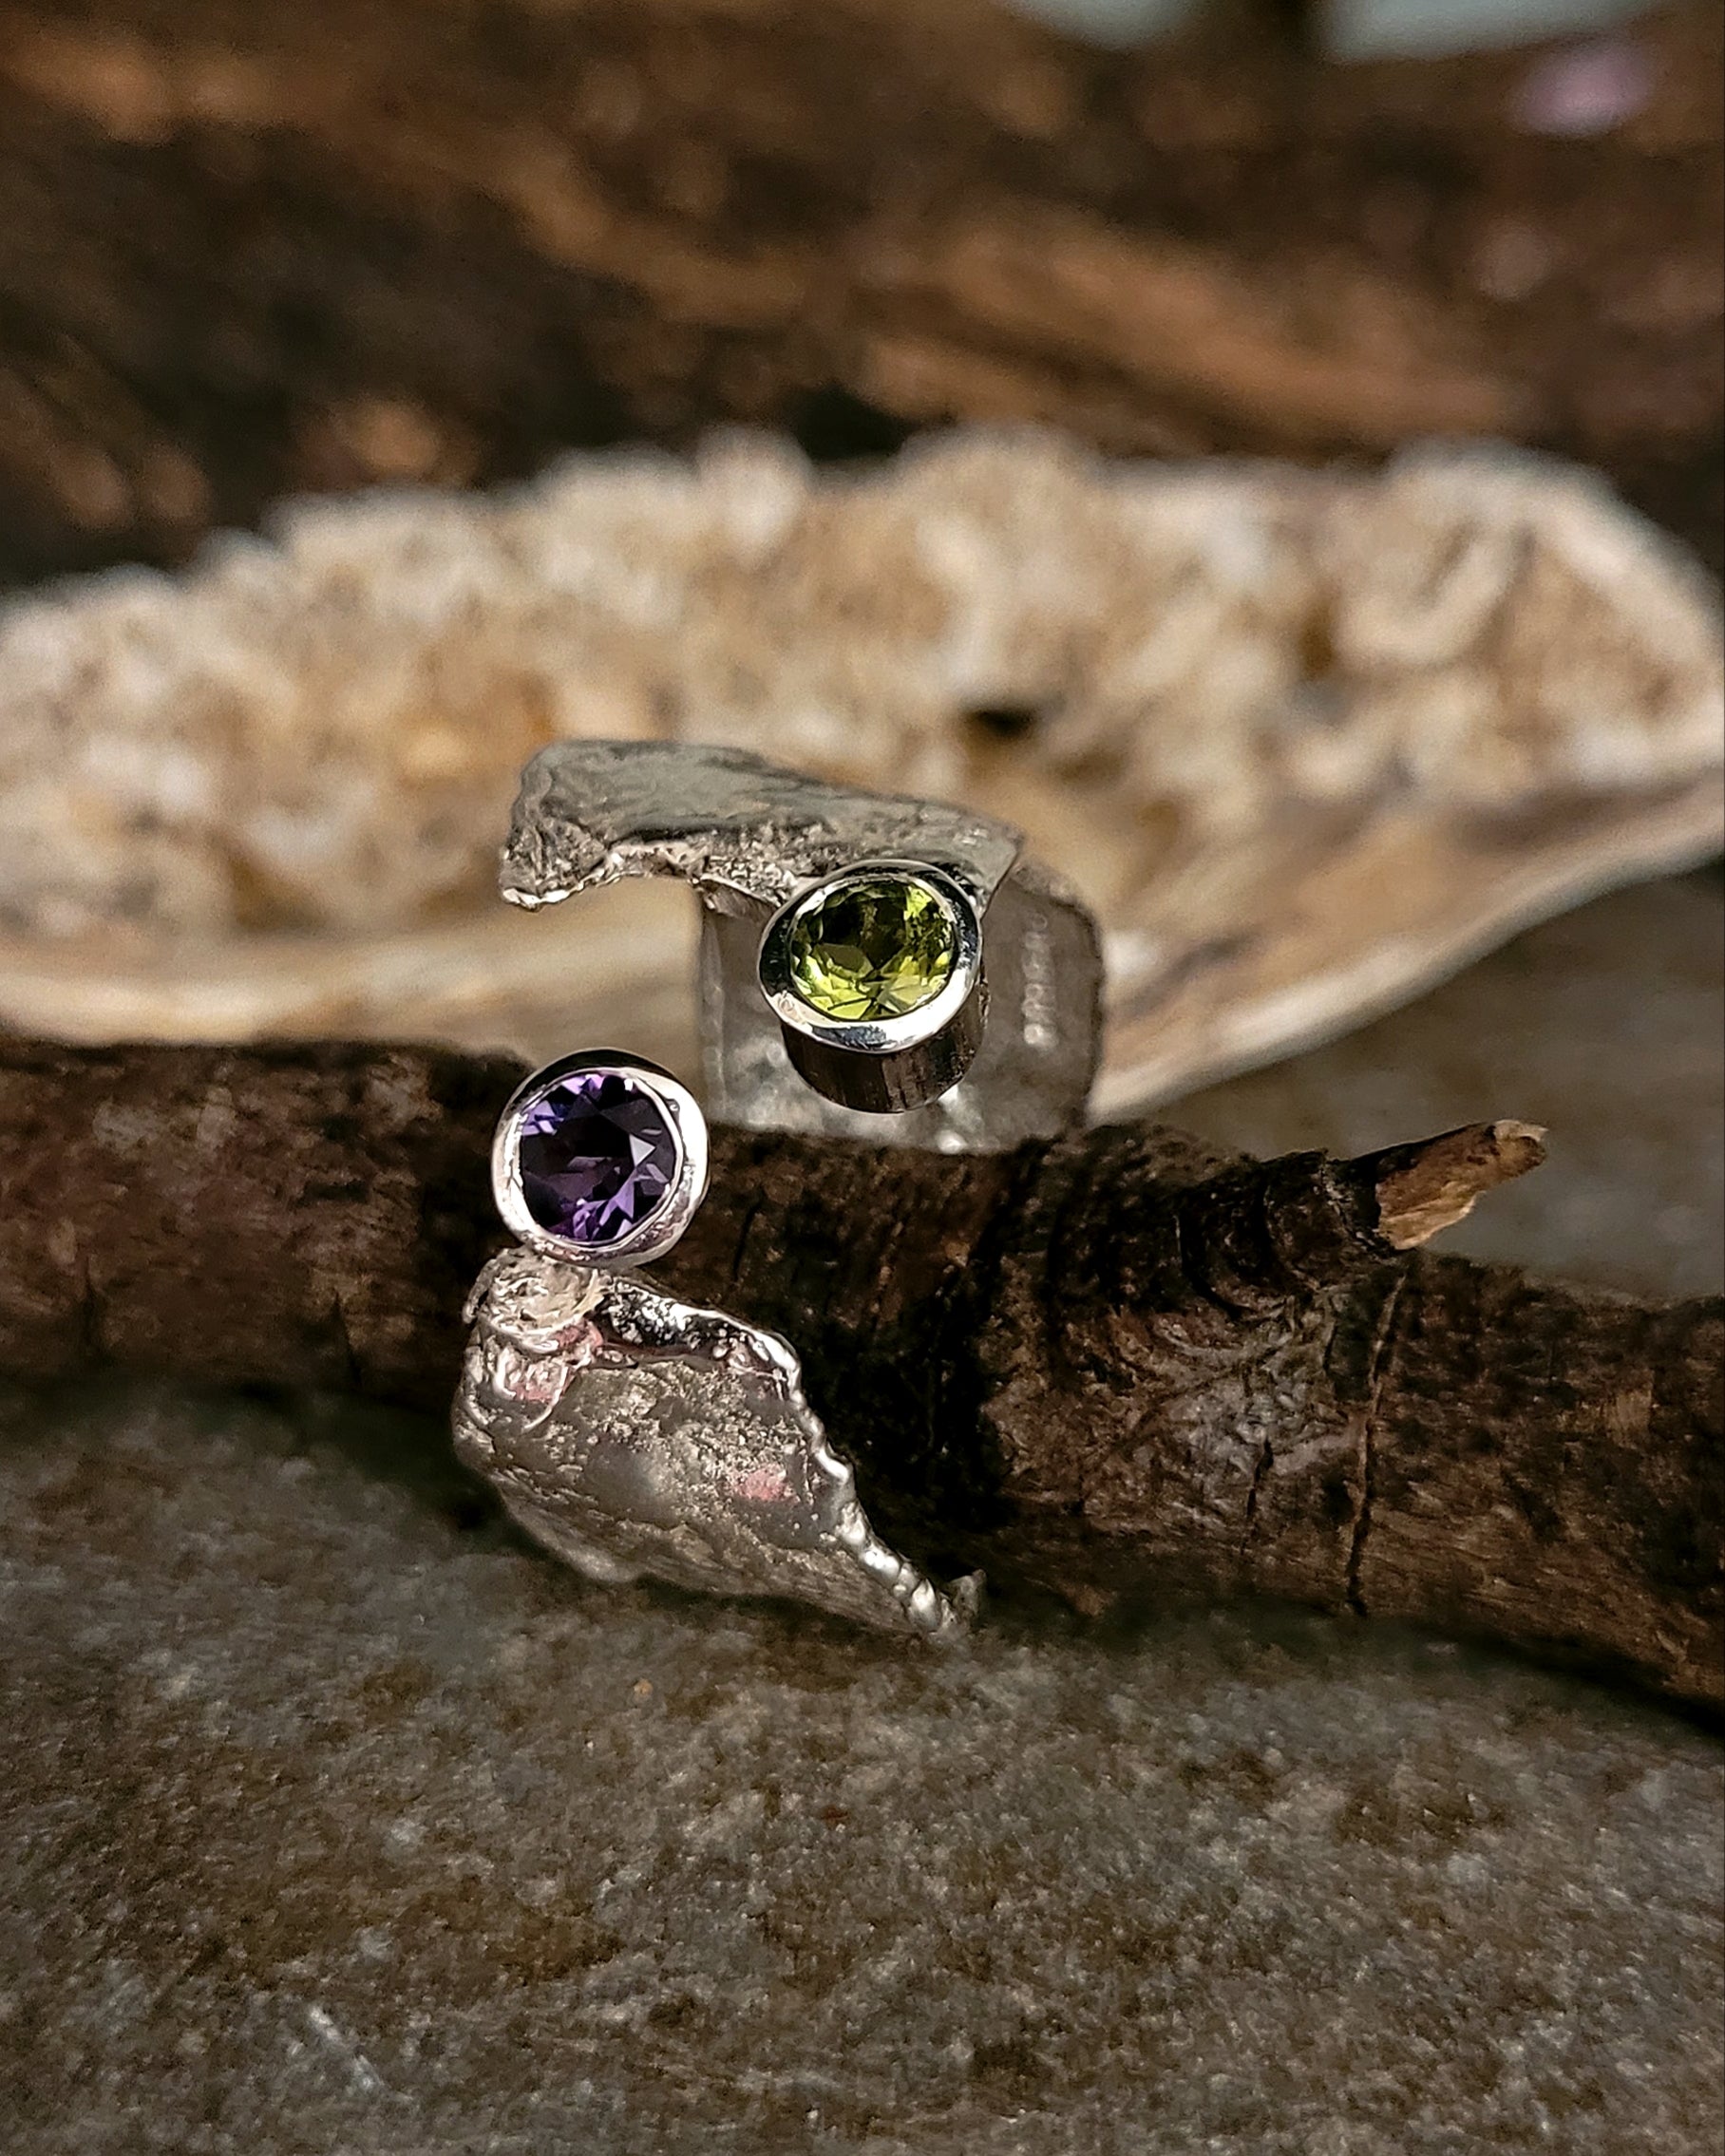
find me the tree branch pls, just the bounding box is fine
[0,1036,1716,1706]
[1370,1120,1548,1249]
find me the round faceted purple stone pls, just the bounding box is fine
[515,1069,677,1248]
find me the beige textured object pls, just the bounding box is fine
[0,430,1717,1110]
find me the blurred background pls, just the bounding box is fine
[0,0,1718,583]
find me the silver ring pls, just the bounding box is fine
[454,1048,979,1636]
[498,740,1103,1151]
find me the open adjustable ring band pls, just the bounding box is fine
[453,1050,977,1636]
[498,740,1103,1150]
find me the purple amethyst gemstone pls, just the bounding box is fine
[515,1069,677,1247]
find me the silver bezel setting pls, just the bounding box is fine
[491,1050,711,1271]
[757,860,985,1058]
[497,740,1103,1147]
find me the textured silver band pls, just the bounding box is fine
[455,1050,979,1636]
[499,740,1103,1150]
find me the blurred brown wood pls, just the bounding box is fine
[0,0,1717,586]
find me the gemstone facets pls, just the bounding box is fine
[786,875,957,1025]
[514,1070,678,1247]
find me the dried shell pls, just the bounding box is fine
[0,431,1717,1110]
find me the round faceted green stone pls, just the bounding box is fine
[787,875,957,1023]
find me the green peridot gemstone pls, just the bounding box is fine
[787,875,957,1023]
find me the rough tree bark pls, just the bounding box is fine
[0,0,1717,586]
[1,1035,1717,1708]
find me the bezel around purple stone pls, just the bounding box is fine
[491,1050,710,1271]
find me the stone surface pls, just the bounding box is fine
[1,872,1720,2156]
[787,875,957,1025]
[515,1070,677,1249]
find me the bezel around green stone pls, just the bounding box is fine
[757,860,985,1058]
